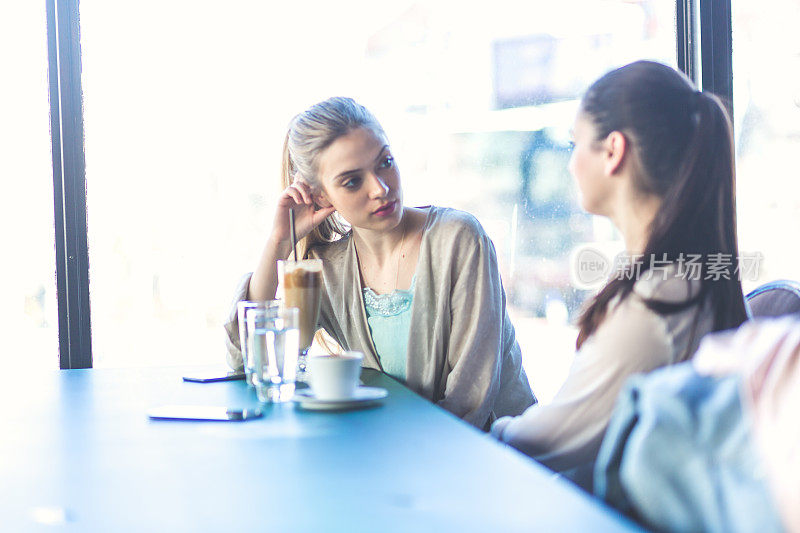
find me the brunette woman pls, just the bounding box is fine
[491,61,748,473]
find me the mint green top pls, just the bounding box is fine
[362,277,415,382]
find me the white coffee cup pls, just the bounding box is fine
[307,351,363,400]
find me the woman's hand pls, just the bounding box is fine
[270,179,336,249]
[248,178,334,301]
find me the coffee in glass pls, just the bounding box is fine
[278,258,323,377]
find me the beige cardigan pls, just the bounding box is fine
[224,206,535,428]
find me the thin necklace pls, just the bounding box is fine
[357,215,407,293]
[394,216,407,291]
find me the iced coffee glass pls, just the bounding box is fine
[278,258,323,380]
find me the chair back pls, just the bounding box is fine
[745,280,800,318]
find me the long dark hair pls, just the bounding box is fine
[576,61,747,349]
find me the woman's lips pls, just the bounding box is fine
[373,200,397,217]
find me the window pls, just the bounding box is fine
[732,0,800,293]
[0,4,58,371]
[78,0,677,400]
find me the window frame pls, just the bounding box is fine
[47,0,92,369]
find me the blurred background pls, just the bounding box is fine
[3,0,798,403]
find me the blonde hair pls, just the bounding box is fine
[282,97,387,354]
[281,97,387,259]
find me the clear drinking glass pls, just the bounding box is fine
[277,259,323,381]
[245,303,300,403]
[237,300,268,387]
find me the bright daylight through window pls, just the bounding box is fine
[77,0,676,401]
[732,0,800,295]
[1,4,58,372]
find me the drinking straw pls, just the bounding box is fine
[289,208,298,261]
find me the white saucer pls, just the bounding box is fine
[293,386,388,411]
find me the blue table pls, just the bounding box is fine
[1,366,642,531]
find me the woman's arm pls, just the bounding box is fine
[491,295,673,472]
[248,180,335,301]
[224,180,334,369]
[437,228,508,427]
[223,272,254,370]
[248,236,291,302]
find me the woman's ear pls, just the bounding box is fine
[604,131,627,176]
[314,191,333,209]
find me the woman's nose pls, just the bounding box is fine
[367,173,389,198]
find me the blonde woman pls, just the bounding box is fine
[224,97,535,429]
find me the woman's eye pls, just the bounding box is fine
[343,177,362,189]
[567,141,576,151]
[379,156,394,169]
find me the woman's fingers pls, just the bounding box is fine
[293,180,314,205]
[281,183,313,207]
[312,205,336,224]
[274,181,333,242]
[284,187,305,207]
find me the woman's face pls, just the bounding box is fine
[568,113,612,216]
[316,127,403,231]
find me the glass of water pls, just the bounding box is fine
[245,302,300,403]
[237,300,269,387]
